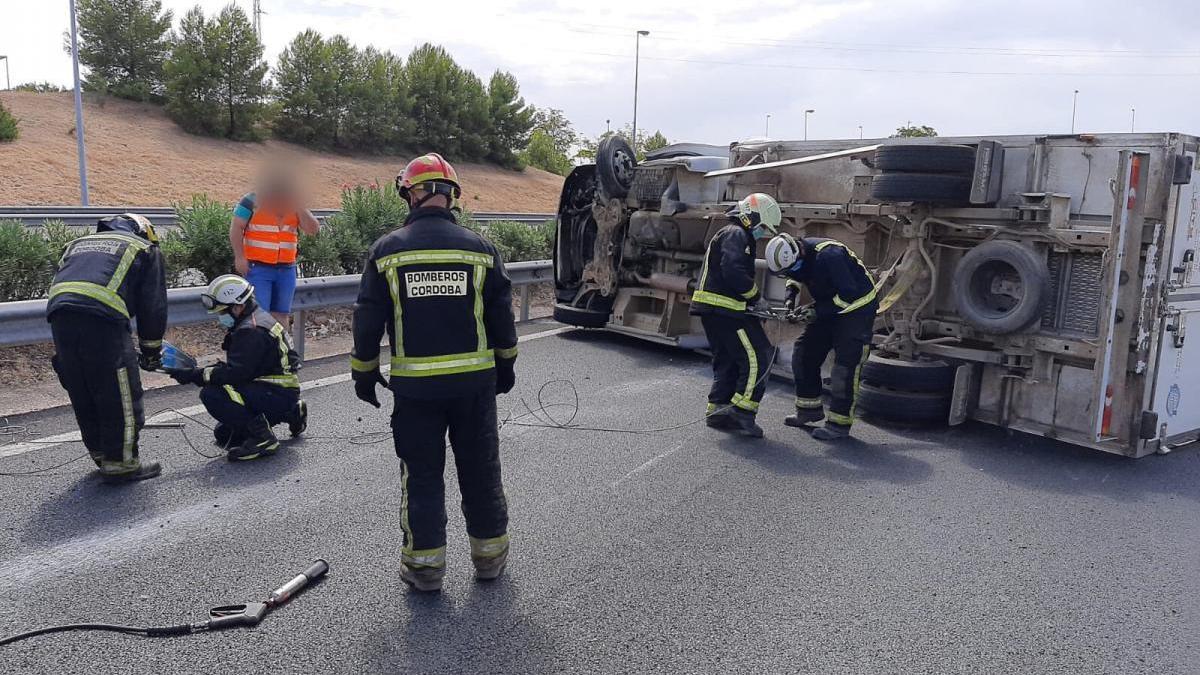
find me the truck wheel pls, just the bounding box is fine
[874,145,976,174]
[856,383,950,425]
[861,355,956,394]
[952,240,1049,334]
[871,173,972,204]
[596,136,637,198]
[553,304,611,328]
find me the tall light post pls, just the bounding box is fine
[606,119,611,134]
[69,0,90,205]
[0,56,9,91]
[803,109,815,141]
[765,113,771,137]
[1070,89,1079,134]
[858,125,863,140]
[632,30,649,150]
[1130,108,1136,133]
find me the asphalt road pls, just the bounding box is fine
[1,326,1198,674]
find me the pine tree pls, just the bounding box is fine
[273,30,331,144]
[323,35,361,147]
[164,7,220,135]
[208,4,269,140]
[77,0,174,101]
[344,47,409,151]
[485,70,534,168]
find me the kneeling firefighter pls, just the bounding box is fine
[690,193,781,439]
[351,152,519,592]
[46,213,167,481]
[167,275,307,460]
[765,233,877,440]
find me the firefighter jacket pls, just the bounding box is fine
[690,222,760,318]
[199,305,301,390]
[784,237,877,317]
[350,206,519,398]
[46,231,168,352]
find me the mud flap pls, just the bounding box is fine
[949,363,979,426]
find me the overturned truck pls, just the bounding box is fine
[553,133,1200,457]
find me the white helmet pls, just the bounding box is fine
[201,274,254,312]
[765,233,802,274]
[727,192,782,236]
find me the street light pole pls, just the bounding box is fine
[1071,89,1079,134]
[803,109,814,141]
[0,56,9,91]
[765,113,771,137]
[68,0,90,205]
[858,125,863,140]
[1130,108,1136,133]
[632,30,649,150]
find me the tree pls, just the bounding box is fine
[0,101,19,142]
[521,109,577,175]
[164,7,220,136]
[530,108,577,155]
[892,124,938,138]
[344,47,410,151]
[405,44,462,156]
[323,35,361,147]
[77,0,174,101]
[642,130,669,154]
[273,30,331,145]
[576,124,668,162]
[485,70,534,168]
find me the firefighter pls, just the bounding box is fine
[351,153,518,593]
[765,232,877,440]
[46,213,167,481]
[166,275,308,461]
[689,193,781,439]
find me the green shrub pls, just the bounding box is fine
[158,230,192,284]
[484,220,553,263]
[173,194,234,283]
[0,101,19,142]
[297,231,343,278]
[309,183,409,274]
[0,220,52,301]
[14,82,67,93]
[42,219,84,261]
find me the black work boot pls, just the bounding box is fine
[400,565,445,592]
[728,409,765,439]
[705,404,736,430]
[785,407,825,428]
[212,423,245,449]
[99,459,162,483]
[228,415,279,461]
[811,423,851,441]
[286,400,308,438]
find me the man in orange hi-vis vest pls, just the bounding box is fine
[230,172,321,324]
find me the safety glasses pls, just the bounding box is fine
[200,293,228,313]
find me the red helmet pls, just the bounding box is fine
[396,153,462,207]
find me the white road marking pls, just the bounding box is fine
[0,326,574,459]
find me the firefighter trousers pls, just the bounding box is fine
[50,313,144,466]
[199,382,299,431]
[391,387,509,570]
[792,307,876,428]
[700,314,773,414]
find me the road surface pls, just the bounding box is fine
[1,325,1197,674]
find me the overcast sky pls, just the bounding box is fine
[4,0,1200,145]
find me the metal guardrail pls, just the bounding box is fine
[0,260,554,357]
[0,206,555,227]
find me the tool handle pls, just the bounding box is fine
[268,559,329,607]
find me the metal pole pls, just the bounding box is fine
[765,114,770,137]
[633,30,648,150]
[68,0,90,206]
[291,310,306,360]
[858,125,863,140]
[1130,108,1136,133]
[1070,89,1079,134]
[1,57,9,91]
[520,285,531,322]
[803,109,814,141]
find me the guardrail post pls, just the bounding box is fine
[292,310,306,361]
[520,285,531,322]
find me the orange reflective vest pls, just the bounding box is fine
[243,207,300,265]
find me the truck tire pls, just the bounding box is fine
[596,136,637,198]
[952,240,1049,334]
[871,173,972,204]
[553,304,610,328]
[874,145,976,174]
[861,355,956,394]
[856,383,950,425]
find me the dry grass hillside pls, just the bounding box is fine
[0,92,564,211]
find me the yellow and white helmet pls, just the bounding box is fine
[201,274,254,313]
[727,193,782,238]
[765,233,802,275]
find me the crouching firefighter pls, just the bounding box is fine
[46,213,167,482]
[690,193,781,439]
[765,233,877,441]
[167,275,307,460]
[351,153,519,592]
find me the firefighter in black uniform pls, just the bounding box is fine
[351,153,519,592]
[765,232,877,440]
[46,214,167,481]
[689,193,781,438]
[166,274,307,460]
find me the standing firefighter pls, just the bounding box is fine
[690,193,780,438]
[765,233,877,440]
[166,275,307,460]
[46,214,167,481]
[351,153,519,592]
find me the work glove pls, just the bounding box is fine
[496,358,516,395]
[353,370,388,409]
[138,346,162,372]
[790,305,817,324]
[784,285,800,311]
[166,367,204,386]
[749,298,772,315]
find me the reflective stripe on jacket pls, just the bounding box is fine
[784,237,877,317]
[689,222,759,318]
[201,307,301,389]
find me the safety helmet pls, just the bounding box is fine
[201,274,254,313]
[396,153,462,207]
[766,233,803,275]
[97,213,159,243]
[726,193,782,236]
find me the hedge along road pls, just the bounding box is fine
[1,327,1198,674]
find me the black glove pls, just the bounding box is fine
[496,358,516,395]
[138,346,162,372]
[784,285,800,311]
[166,367,204,386]
[749,298,772,314]
[791,305,817,324]
[354,370,388,408]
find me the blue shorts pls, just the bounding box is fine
[245,263,297,314]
